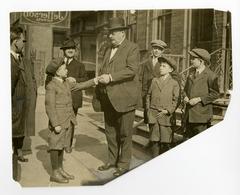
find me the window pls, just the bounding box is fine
[197,9,214,42]
[157,10,172,47]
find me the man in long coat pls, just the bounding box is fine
[184,48,220,138]
[96,17,140,177]
[60,38,87,153]
[11,26,28,180]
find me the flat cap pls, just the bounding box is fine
[151,40,167,49]
[188,48,210,63]
[46,57,65,75]
[158,56,176,70]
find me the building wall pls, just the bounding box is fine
[170,10,185,54]
[27,26,53,87]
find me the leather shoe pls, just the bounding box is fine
[18,156,28,162]
[65,147,72,153]
[113,168,128,177]
[98,163,115,171]
[58,168,75,180]
[50,170,69,183]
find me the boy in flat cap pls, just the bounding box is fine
[183,48,220,138]
[146,56,180,157]
[140,40,167,124]
[45,58,97,183]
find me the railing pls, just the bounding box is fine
[209,48,232,96]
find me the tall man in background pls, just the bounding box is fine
[60,38,87,153]
[96,17,140,176]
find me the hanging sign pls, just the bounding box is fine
[20,12,70,28]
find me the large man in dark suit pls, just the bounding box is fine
[96,17,140,176]
[60,38,87,153]
[184,48,220,138]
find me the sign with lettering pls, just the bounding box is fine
[20,12,70,28]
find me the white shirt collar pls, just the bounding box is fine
[196,65,205,74]
[54,76,64,83]
[10,50,20,60]
[64,57,73,65]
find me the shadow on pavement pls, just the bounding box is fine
[36,128,51,176]
[74,134,108,163]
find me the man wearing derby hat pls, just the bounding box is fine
[146,56,180,157]
[183,48,220,138]
[60,38,87,153]
[96,17,140,176]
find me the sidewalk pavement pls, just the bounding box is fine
[19,93,151,187]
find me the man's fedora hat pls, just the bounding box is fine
[158,56,177,71]
[60,38,76,50]
[108,17,129,31]
[151,40,167,49]
[188,48,210,63]
[46,57,65,75]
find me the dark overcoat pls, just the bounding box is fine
[66,59,87,110]
[139,56,160,98]
[184,67,220,123]
[97,39,141,113]
[11,54,27,138]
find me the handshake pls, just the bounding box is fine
[93,74,112,85]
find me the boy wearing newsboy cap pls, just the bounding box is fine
[45,58,97,183]
[183,48,220,138]
[146,56,180,157]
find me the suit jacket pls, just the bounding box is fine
[11,54,27,137]
[184,67,220,123]
[66,59,87,109]
[146,75,180,126]
[45,78,95,129]
[139,56,160,98]
[97,39,141,113]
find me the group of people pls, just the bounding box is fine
[11,16,220,184]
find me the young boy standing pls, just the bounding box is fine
[45,58,97,183]
[146,56,180,157]
[183,48,220,138]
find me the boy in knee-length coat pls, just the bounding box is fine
[146,56,180,157]
[45,57,98,183]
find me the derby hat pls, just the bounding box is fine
[151,40,167,49]
[188,48,210,63]
[158,56,176,71]
[108,17,129,31]
[60,38,76,50]
[46,57,65,75]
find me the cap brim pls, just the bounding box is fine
[151,44,166,49]
[188,51,199,58]
[108,26,129,31]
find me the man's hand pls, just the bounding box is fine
[189,97,201,106]
[66,77,76,83]
[184,96,190,104]
[156,109,169,117]
[98,74,111,84]
[54,126,62,134]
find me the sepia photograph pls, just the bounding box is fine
[9,8,233,187]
